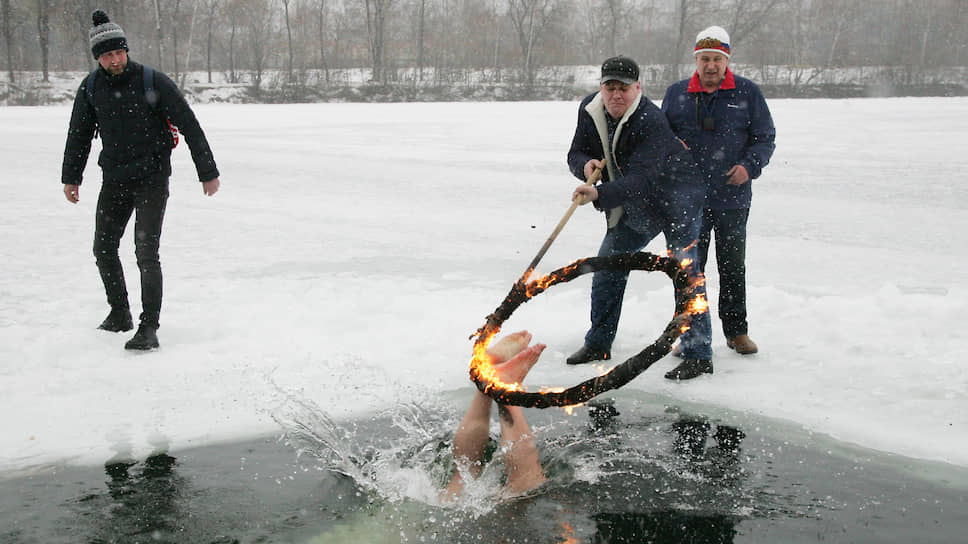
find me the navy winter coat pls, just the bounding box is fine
[62,60,219,185]
[662,70,775,210]
[567,91,705,230]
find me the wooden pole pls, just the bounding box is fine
[471,166,606,341]
[519,166,603,284]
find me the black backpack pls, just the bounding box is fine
[84,65,179,148]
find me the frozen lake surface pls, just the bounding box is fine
[0,97,967,540]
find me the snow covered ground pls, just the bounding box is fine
[1,97,966,475]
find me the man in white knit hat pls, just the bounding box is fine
[661,26,776,365]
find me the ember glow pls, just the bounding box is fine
[677,259,709,333]
[686,293,710,315]
[524,261,582,297]
[562,403,584,415]
[468,252,708,408]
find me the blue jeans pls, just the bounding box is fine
[584,215,713,360]
[696,208,750,339]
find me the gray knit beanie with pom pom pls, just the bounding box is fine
[89,10,128,59]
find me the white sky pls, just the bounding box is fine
[1,96,966,475]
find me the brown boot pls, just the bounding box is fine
[727,334,758,355]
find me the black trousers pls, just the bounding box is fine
[696,207,750,339]
[93,175,169,328]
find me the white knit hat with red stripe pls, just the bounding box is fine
[694,26,731,58]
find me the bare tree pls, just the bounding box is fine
[490,0,503,74]
[363,0,393,83]
[574,0,607,62]
[153,0,164,70]
[179,0,201,88]
[807,0,861,67]
[246,0,274,91]
[722,0,782,47]
[331,5,349,74]
[73,0,96,69]
[226,0,244,83]
[603,0,633,56]
[1,0,11,80]
[507,0,559,85]
[36,0,50,81]
[671,0,699,64]
[205,0,218,83]
[415,0,426,82]
[317,0,330,81]
[282,0,294,82]
[782,0,823,88]
[172,0,182,81]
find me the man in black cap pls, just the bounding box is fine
[565,56,714,380]
[62,10,222,351]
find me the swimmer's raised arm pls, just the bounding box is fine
[443,332,546,499]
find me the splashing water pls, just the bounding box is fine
[267,383,756,524]
[269,387,524,516]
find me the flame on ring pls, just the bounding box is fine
[469,264,583,395]
[470,329,521,392]
[471,335,588,413]
[677,257,709,332]
[469,256,708,400]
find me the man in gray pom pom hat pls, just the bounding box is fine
[61,9,223,351]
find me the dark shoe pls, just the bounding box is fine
[664,358,713,380]
[727,334,758,355]
[98,308,133,332]
[125,324,159,350]
[566,345,611,365]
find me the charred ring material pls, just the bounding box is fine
[469,251,702,408]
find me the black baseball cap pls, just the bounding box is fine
[600,55,639,85]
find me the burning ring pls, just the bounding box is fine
[469,251,707,408]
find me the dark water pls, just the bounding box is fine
[2,392,966,543]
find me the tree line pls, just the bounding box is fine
[2,0,966,88]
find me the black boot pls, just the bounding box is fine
[98,307,133,332]
[125,324,159,350]
[566,345,611,365]
[664,358,713,380]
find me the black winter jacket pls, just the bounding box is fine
[61,60,219,185]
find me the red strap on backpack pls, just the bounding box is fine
[167,119,179,148]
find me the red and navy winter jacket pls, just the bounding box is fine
[662,69,775,210]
